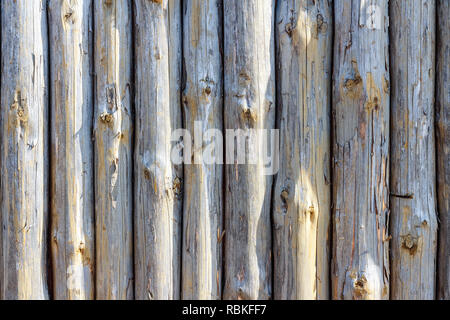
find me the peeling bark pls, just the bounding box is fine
[223,0,275,300]
[134,0,183,300]
[49,0,95,300]
[182,0,224,300]
[390,0,437,300]
[273,0,332,300]
[0,0,49,300]
[332,0,390,300]
[94,0,134,300]
[437,0,450,301]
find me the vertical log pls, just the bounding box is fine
[437,0,450,301]
[93,0,134,300]
[182,0,223,300]
[49,0,95,300]
[273,0,332,300]
[332,0,390,300]
[0,0,49,300]
[134,0,182,300]
[390,0,437,300]
[223,0,275,300]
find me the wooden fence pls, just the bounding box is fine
[0,0,448,300]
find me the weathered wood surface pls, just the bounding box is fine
[332,0,390,300]
[0,0,49,300]
[223,0,275,300]
[436,0,449,301]
[273,0,332,300]
[390,0,438,300]
[48,0,95,300]
[182,0,224,300]
[94,0,134,300]
[134,0,183,300]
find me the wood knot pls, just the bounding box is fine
[240,107,257,126]
[401,234,418,255]
[172,177,182,199]
[100,112,114,125]
[353,275,368,299]
[317,14,328,34]
[285,22,295,37]
[280,189,289,212]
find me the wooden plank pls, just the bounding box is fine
[181,0,224,300]
[332,0,390,300]
[273,0,332,300]
[223,0,275,300]
[93,0,134,300]
[134,0,183,300]
[437,0,450,301]
[0,0,49,300]
[390,0,437,300]
[48,0,95,300]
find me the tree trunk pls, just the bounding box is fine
[332,0,390,300]
[390,0,437,300]
[134,0,183,300]
[273,0,332,300]
[48,0,95,300]
[181,0,224,300]
[223,0,275,300]
[0,0,49,300]
[93,0,134,300]
[436,0,449,300]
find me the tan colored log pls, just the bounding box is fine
[0,0,49,300]
[181,0,223,300]
[134,0,183,300]
[390,0,437,300]
[48,0,95,300]
[93,0,134,300]
[437,0,450,301]
[223,0,275,300]
[332,0,390,300]
[273,0,332,300]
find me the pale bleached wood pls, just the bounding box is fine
[48,0,95,300]
[181,0,223,300]
[0,0,49,300]
[437,0,450,301]
[223,0,275,300]
[93,0,133,300]
[273,0,332,300]
[390,0,437,300]
[134,0,183,300]
[332,0,390,300]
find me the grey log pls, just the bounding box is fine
[182,0,224,300]
[390,0,438,300]
[48,0,95,300]
[0,0,49,300]
[223,0,276,300]
[134,0,183,300]
[332,0,390,300]
[274,0,333,300]
[93,0,134,300]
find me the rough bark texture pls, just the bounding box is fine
[437,0,450,301]
[49,0,95,300]
[93,0,134,300]
[332,0,390,300]
[390,0,437,300]
[273,0,332,300]
[223,0,275,300]
[134,0,183,300]
[0,0,49,300]
[182,0,224,300]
